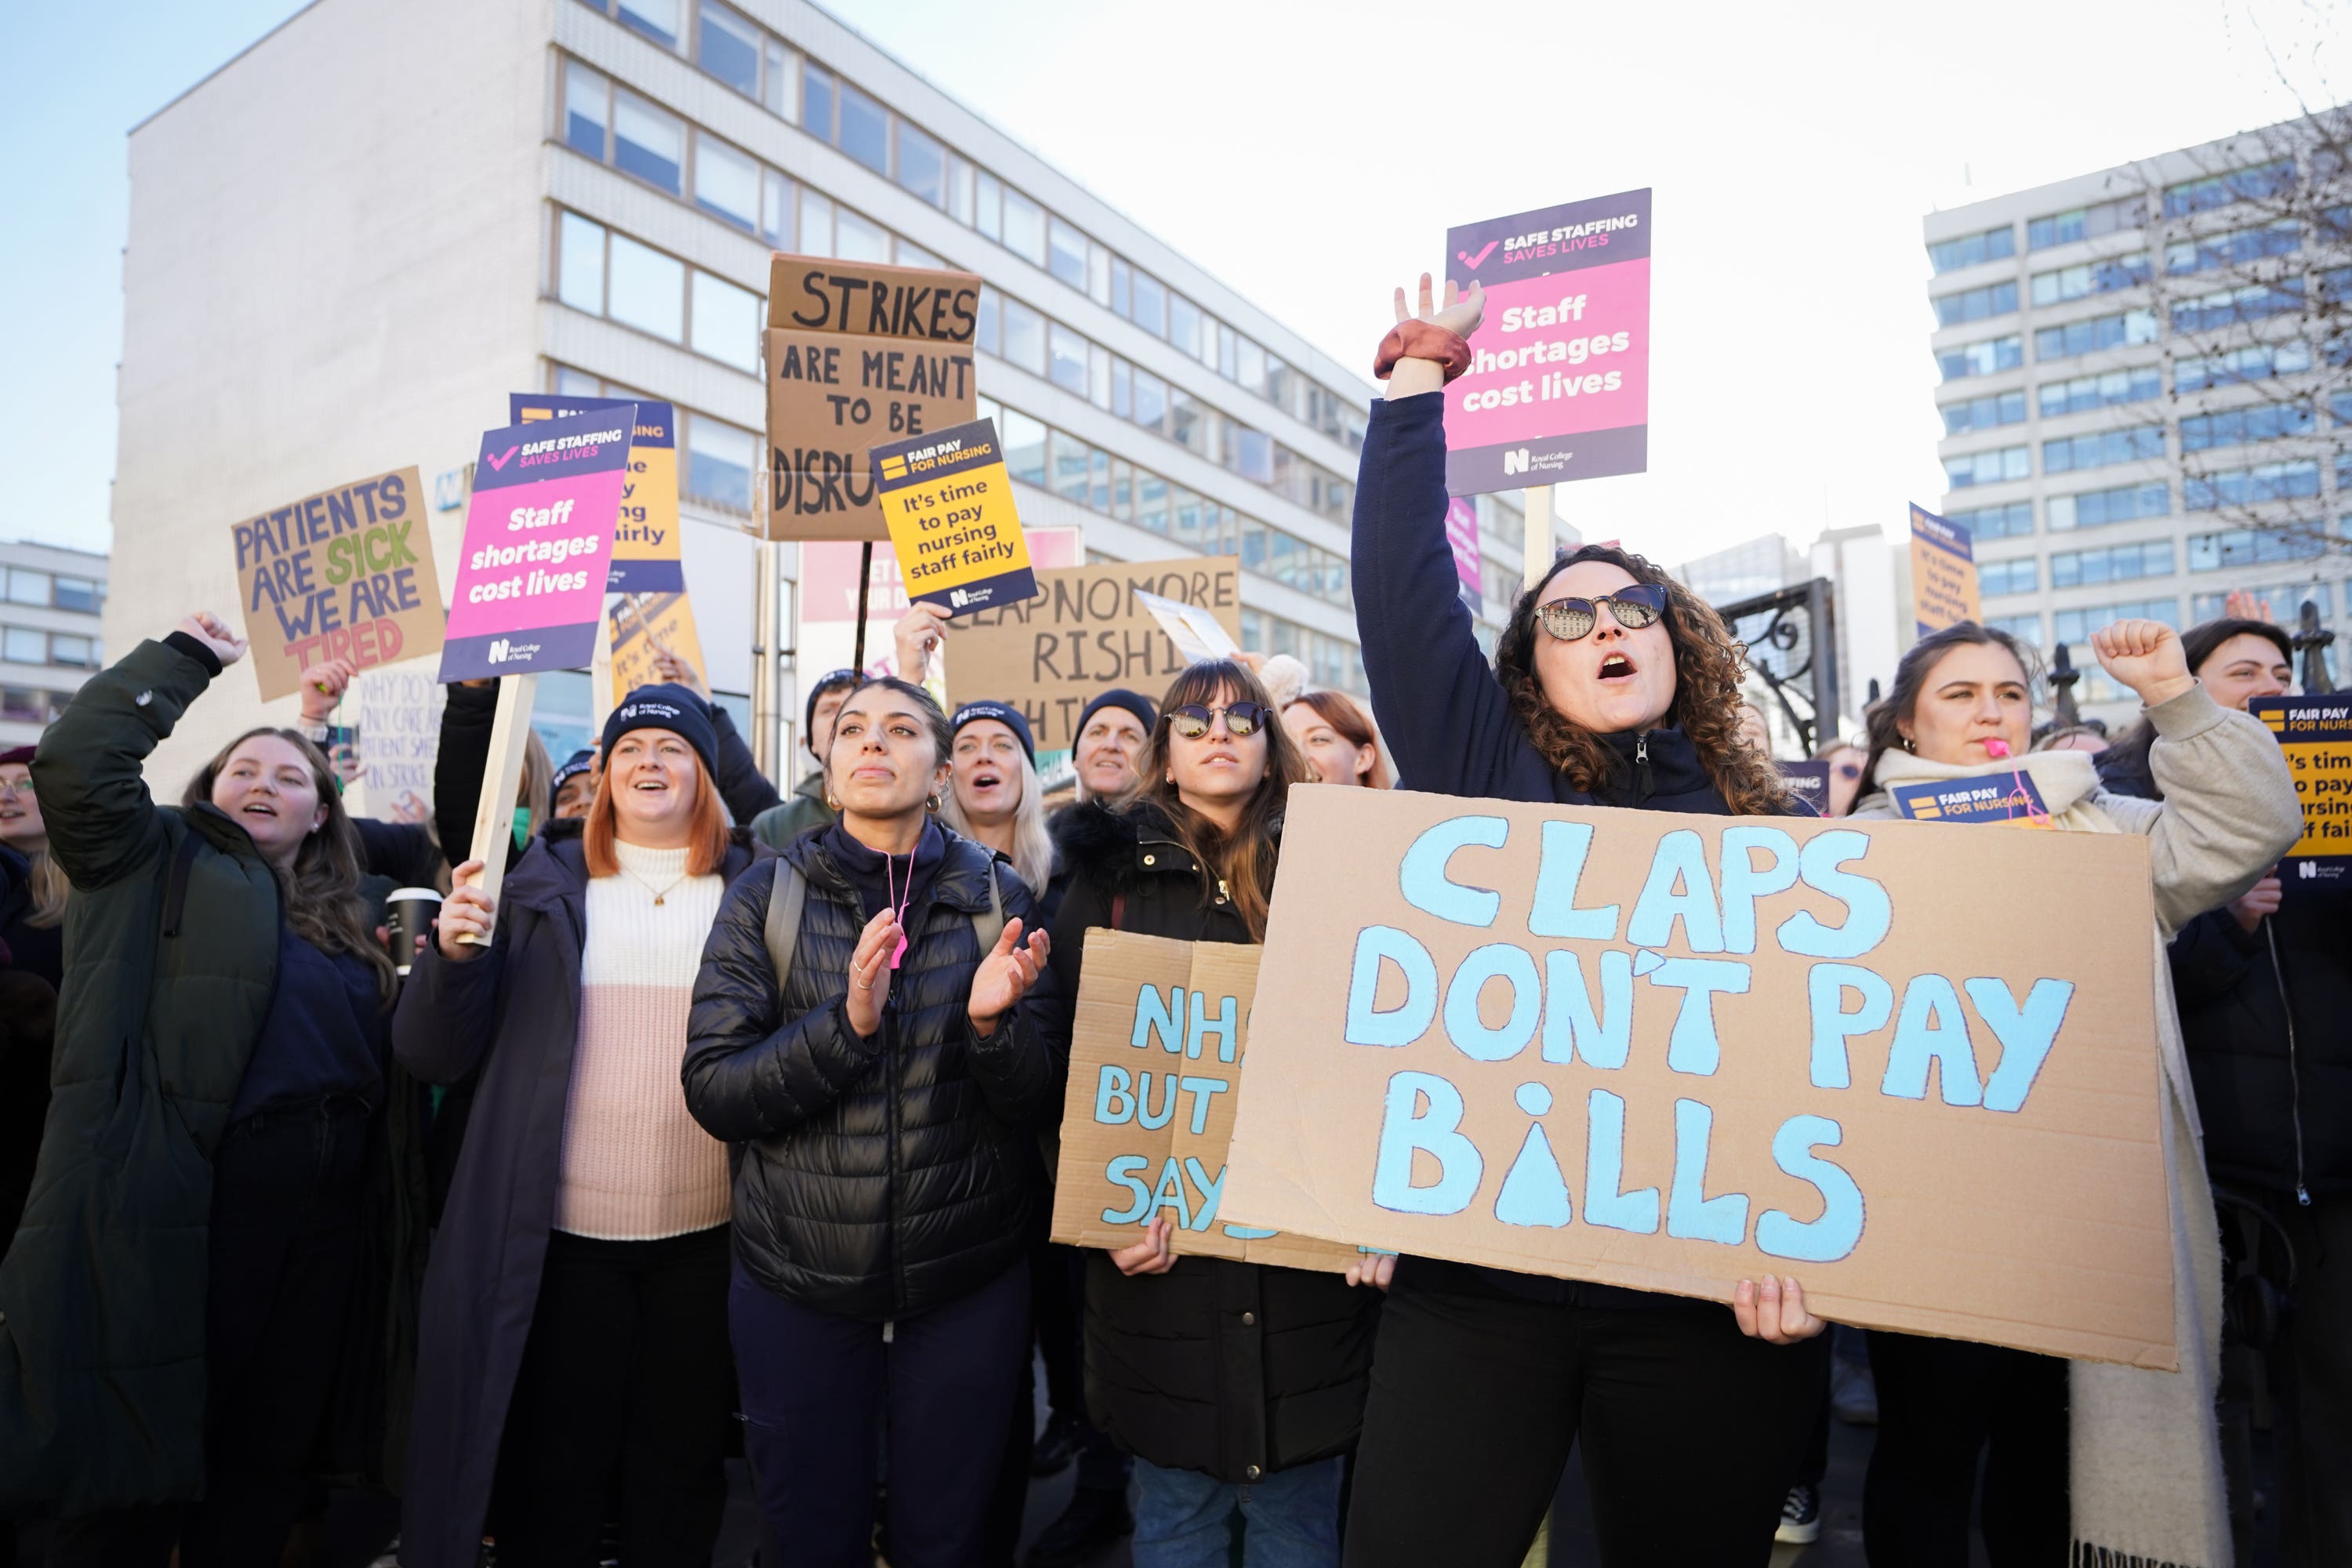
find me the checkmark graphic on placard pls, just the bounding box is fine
[1457,241,1497,270]
[485,446,518,471]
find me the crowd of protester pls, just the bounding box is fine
[0,277,2342,1568]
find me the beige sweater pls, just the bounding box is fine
[1853,682,2300,1568]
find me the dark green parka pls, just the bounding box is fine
[0,636,423,1513]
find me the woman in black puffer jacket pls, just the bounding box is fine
[1033,659,1385,1566]
[684,676,1055,1567]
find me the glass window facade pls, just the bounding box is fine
[2027,196,2143,250]
[2038,366,2161,417]
[2186,459,2323,510]
[2042,424,2165,474]
[2180,401,2315,452]
[1979,557,2039,596]
[1944,445,2031,488]
[2028,254,2149,306]
[2034,309,2158,361]
[2165,219,2302,275]
[2051,540,2173,587]
[1933,281,2019,326]
[2187,524,2336,572]
[2054,598,2179,645]
[2173,282,2304,334]
[1940,390,2027,435]
[1938,335,2024,381]
[2165,158,2296,218]
[612,90,683,193]
[2177,340,2312,390]
[1946,501,2035,539]
[2049,481,2170,532]
[2192,583,2332,625]
[1928,225,2016,274]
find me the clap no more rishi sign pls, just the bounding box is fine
[439,410,635,681]
[1221,788,2177,1367]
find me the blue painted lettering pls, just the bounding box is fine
[1399,815,1508,927]
[1443,942,1543,1062]
[1756,1114,1866,1262]
[1882,975,1983,1106]
[1528,819,1621,940]
[1968,976,2075,1113]
[1667,1098,1749,1245]
[1345,926,1439,1047]
[1806,963,1893,1090]
[1776,831,1891,959]
[1372,1071,1484,1214]
[1583,1088,1661,1234]
[1543,949,1633,1067]
[1627,829,1725,952]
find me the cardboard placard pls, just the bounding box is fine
[764,255,981,542]
[2253,695,2352,878]
[1909,504,1980,639]
[229,466,445,700]
[1134,590,1240,663]
[349,666,446,817]
[1221,787,2176,1367]
[512,395,682,593]
[943,560,1243,752]
[871,417,1034,615]
[1443,188,1653,494]
[1050,931,1362,1272]
[439,412,634,680]
[608,591,709,707]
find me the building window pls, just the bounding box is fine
[895,119,945,207]
[690,270,759,371]
[1932,281,2018,327]
[2173,281,2304,334]
[1946,501,2034,540]
[1169,294,1206,358]
[1047,217,1087,291]
[2176,339,2311,391]
[1937,334,2023,382]
[683,412,754,512]
[1944,445,2031,488]
[835,208,887,263]
[946,154,974,223]
[2039,366,2162,417]
[1049,430,1091,503]
[2181,401,2315,452]
[2049,481,2169,532]
[2192,583,2330,625]
[2028,254,2148,306]
[2186,459,2323,510]
[801,61,834,141]
[1047,322,1088,395]
[2,628,43,666]
[2054,599,2179,645]
[837,82,889,174]
[2051,540,2173,587]
[1979,557,2040,596]
[2165,219,2301,275]
[557,212,606,314]
[607,232,684,342]
[2027,196,2143,250]
[2165,158,2296,219]
[760,169,793,247]
[612,90,684,194]
[1131,366,1167,432]
[51,575,100,613]
[1001,187,1046,268]
[1131,269,1167,337]
[2187,524,2336,572]
[692,135,760,231]
[797,187,833,256]
[2033,309,2158,361]
[2043,424,2165,474]
[1000,408,1047,485]
[1940,390,2027,435]
[695,1,760,96]
[973,169,1002,241]
[617,0,681,48]
[0,689,59,724]
[563,61,608,158]
[49,633,95,668]
[763,38,796,120]
[1928,225,2016,274]
[1000,297,1045,376]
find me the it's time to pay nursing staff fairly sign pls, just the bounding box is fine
[1443,187,1652,495]
[1220,787,2177,1367]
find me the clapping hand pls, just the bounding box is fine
[844,905,902,1039]
[968,917,1050,1037]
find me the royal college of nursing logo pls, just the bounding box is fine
[1503,448,1530,476]
[488,637,542,664]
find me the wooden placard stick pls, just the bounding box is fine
[458,672,539,946]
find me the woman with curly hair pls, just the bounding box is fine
[1338,277,1828,1568]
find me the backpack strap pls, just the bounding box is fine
[763,858,807,1000]
[971,860,1007,957]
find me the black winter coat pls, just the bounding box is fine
[1036,801,1381,1483]
[684,823,1054,1319]
[390,818,766,1568]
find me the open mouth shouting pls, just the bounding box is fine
[1597,652,1639,682]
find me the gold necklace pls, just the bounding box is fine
[619,863,691,906]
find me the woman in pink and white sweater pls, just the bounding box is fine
[392,685,770,1568]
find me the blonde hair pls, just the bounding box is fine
[518,728,554,840]
[942,746,1057,897]
[22,846,67,929]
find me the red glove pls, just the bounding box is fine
[1374,320,1472,383]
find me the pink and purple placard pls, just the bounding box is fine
[437,408,637,681]
[1443,187,1651,495]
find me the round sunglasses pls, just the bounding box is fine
[1537,583,1668,643]
[1167,702,1271,739]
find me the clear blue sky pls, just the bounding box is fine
[8,0,2346,564]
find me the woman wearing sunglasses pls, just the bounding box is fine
[1338,277,1828,1568]
[1033,659,1385,1567]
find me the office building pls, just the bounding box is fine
[1924,111,2352,722]
[0,543,107,749]
[112,0,1488,781]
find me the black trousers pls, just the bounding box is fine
[490,1225,735,1568]
[1342,1259,1827,1568]
[48,1097,372,1568]
[2274,1191,2352,1566]
[1862,1330,2067,1566]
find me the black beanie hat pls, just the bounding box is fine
[552,748,598,789]
[1076,688,1158,740]
[601,685,718,781]
[805,669,860,739]
[951,701,1036,765]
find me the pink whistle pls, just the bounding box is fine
[1984,738,2013,759]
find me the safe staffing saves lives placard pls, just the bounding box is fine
[438,409,636,681]
[1443,187,1652,495]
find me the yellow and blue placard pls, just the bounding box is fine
[869,417,1035,616]
[2252,695,2352,869]
[511,394,683,593]
[1889,773,2053,826]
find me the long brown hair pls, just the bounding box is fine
[1856,621,2042,797]
[583,746,731,877]
[1283,689,1393,789]
[183,728,396,1001]
[1133,660,1308,940]
[1494,544,1791,815]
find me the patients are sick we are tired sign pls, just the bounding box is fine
[1221,788,2174,1367]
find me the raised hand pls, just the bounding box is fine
[1392,270,1486,338]
[2224,588,2277,624]
[300,657,358,723]
[176,612,249,668]
[1109,1214,1178,1276]
[895,603,953,685]
[844,905,901,1039]
[1733,1275,1825,1344]
[438,860,496,960]
[968,916,1050,1037]
[649,648,706,697]
[2092,619,2195,708]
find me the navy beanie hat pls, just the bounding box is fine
[1076,688,1158,740]
[602,685,718,780]
[552,748,598,789]
[804,668,860,739]
[951,701,1036,765]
